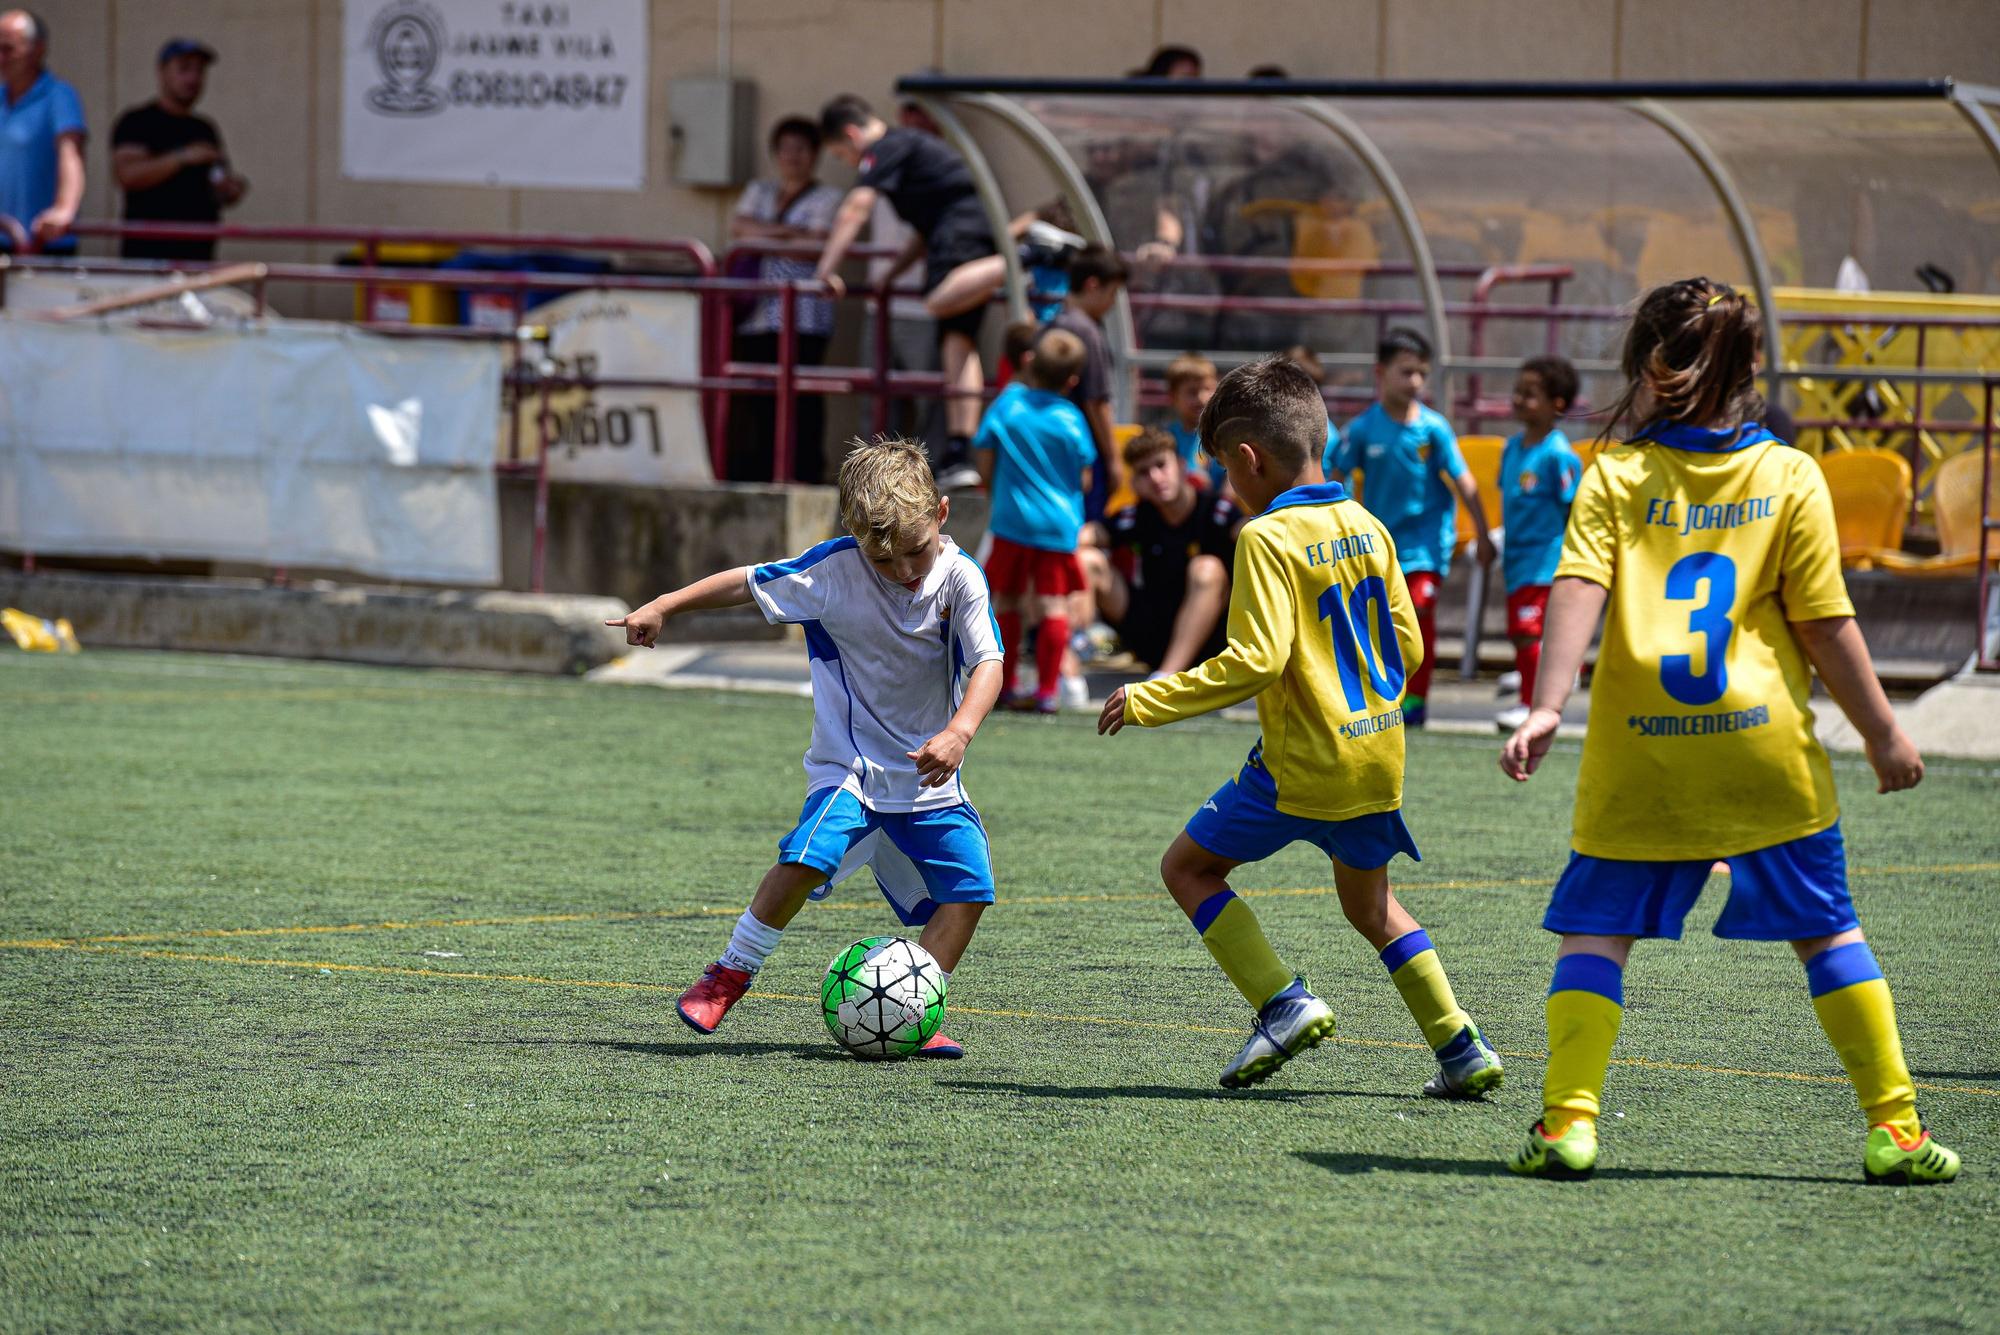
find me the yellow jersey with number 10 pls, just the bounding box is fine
[1555,424,1854,860]
[1122,482,1422,820]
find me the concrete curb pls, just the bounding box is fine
[0,572,630,676]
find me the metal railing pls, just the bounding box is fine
[7,219,1998,663]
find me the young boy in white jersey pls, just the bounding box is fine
[609,439,1005,1057]
[1098,357,1503,1096]
[1501,279,1958,1183]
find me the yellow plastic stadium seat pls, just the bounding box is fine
[1455,434,1507,552]
[1818,450,1911,569]
[1104,423,1145,514]
[1874,448,2000,577]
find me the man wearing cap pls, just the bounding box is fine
[111,37,247,262]
[0,9,86,253]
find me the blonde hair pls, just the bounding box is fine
[1165,352,1218,393]
[837,438,941,559]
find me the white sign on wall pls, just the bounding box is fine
[512,290,713,485]
[342,0,647,190]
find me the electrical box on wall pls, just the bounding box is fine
[669,77,757,187]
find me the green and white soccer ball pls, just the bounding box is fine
[821,936,947,1059]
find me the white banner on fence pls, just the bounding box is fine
[0,319,503,585]
[341,0,647,190]
[517,289,713,484]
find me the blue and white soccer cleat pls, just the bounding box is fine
[1422,1023,1505,1100]
[1219,978,1336,1089]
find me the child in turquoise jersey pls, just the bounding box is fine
[974,326,1096,712]
[1324,328,1493,726]
[1494,356,1583,732]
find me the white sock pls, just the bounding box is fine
[718,910,783,974]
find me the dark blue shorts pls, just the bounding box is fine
[1185,758,1420,871]
[778,786,995,927]
[1544,822,1854,942]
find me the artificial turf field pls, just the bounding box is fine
[3,650,1997,1333]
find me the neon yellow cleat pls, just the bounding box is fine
[1863,1124,1959,1186]
[1508,1118,1598,1180]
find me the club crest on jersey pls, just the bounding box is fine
[1519,470,1539,493]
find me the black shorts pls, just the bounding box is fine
[1115,594,1227,671]
[925,222,996,343]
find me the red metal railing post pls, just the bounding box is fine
[774,284,799,484]
[531,372,554,594]
[711,287,734,478]
[871,280,893,440]
[1978,379,1995,671]
[361,236,379,323]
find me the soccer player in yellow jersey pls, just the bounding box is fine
[1501,278,1958,1185]
[1097,357,1504,1096]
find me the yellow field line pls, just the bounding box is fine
[5,860,1991,952]
[14,940,1997,1101]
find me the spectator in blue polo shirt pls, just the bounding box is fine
[0,9,86,253]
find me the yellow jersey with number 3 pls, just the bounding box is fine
[1556,424,1854,860]
[1122,481,1422,820]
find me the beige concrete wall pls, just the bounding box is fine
[28,0,2000,284]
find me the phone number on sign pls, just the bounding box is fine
[449,71,629,109]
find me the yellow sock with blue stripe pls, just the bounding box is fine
[1543,953,1624,1137]
[1190,890,1294,1009]
[1806,941,1920,1140]
[1378,929,1468,1050]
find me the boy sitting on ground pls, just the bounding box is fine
[1081,428,1241,678]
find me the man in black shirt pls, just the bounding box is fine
[1081,428,1242,675]
[110,38,247,262]
[813,94,997,488]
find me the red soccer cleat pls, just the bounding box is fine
[676,963,752,1034]
[916,1030,964,1059]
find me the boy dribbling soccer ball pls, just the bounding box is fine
[609,440,1005,1058]
[1099,357,1503,1097]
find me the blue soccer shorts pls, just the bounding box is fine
[1543,821,1855,942]
[777,786,995,927]
[1184,757,1420,871]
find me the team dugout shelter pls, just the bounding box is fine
[898,76,2000,496]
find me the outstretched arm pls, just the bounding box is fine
[812,186,879,298]
[1500,575,1605,780]
[1100,531,1293,733]
[606,566,755,647]
[1793,615,1922,793]
[1453,471,1496,566]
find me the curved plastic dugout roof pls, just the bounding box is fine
[897,76,2000,413]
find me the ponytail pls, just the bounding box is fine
[1598,277,1763,445]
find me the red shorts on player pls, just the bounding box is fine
[1507,584,1550,641]
[1406,570,1442,610]
[984,535,1084,598]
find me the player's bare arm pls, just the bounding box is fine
[606,565,756,648]
[811,186,878,298]
[909,659,1004,787]
[1792,616,1924,794]
[1455,471,1497,566]
[1501,575,1605,781]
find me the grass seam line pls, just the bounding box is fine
[6,860,1992,951]
[19,940,1999,1101]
